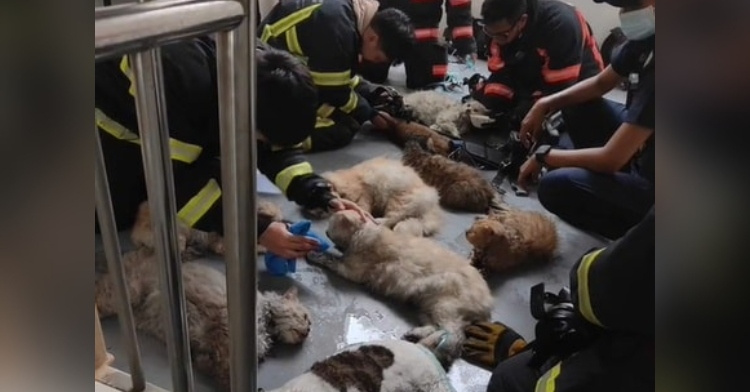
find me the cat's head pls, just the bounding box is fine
[267,287,311,344]
[326,210,368,250]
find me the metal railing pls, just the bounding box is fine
[94,1,259,391]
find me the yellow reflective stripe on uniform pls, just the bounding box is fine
[274,162,314,194]
[577,248,605,327]
[317,104,335,118]
[534,362,562,392]
[95,108,203,164]
[349,75,361,88]
[285,26,303,56]
[177,178,222,227]
[310,69,351,86]
[315,117,335,128]
[119,55,136,96]
[261,3,322,42]
[340,90,359,113]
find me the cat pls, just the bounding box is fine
[466,209,559,274]
[379,117,454,156]
[312,157,443,237]
[261,339,456,392]
[129,199,284,258]
[306,210,493,363]
[402,138,506,213]
[95,247,311,391]
[403,90,489,138]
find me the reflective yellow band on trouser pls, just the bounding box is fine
[535,362,562,392]
[274,162,314,194]
[177,179,222,228]
[120,55,136,96]
[340,90,359,113]
[310,69,352,86]
[576,248,605,327]
[317,104,335,119]
[95,108,203,164]
[260,3,322,42]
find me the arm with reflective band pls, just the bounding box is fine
[536,6,587,93]
[446,0,476,56]
[177,178,222,228]
[570,208,655,335]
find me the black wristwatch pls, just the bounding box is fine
[534,144,552,164]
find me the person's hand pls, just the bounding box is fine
[516,156,543,194]
[463,321,528,370]
[371,111,394,130]
[520,98,550,148]
[259,221,320,259]
[329,198,375,222]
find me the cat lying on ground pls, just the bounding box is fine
[129,199,284,258]
[306,210,493,363]
[379,117,454,156]
[310,157,443,237]
[402,138,506,213]
[466,209,559,274]
[403,90,490,138]
[95,247,311,391]
[262,339,456,392]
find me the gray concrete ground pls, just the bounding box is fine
[99,59,614,391]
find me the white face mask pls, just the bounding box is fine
[619,6,655,40]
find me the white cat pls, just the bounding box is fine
[262,339,456,392]
[307,210,494,362]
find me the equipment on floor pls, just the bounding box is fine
[264,221,331,276]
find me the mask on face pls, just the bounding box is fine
[619,6,655,40]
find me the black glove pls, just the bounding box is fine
[463,321,528,370]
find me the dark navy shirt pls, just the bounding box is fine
[611,35,655,184]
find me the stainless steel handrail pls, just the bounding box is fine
[95,0,207,20]
[95,0,259,391]
[95,0,244,61]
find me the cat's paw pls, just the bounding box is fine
[306,251,338,267]
[402,325,439,343]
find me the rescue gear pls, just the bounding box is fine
[260,0,380,149]
[463,321,529,370]
[95,37,336,234]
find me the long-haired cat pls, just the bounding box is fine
[95,248,311,391]
[130,199,284,257]
[402,138,506,213]
[402,90,489,138]
[379,117,453,156]
[466,209,559,274]
[262,339,456,392]
[313,157,443,237]
[306,210,493,363]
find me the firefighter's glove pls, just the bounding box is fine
[463,321,528,370]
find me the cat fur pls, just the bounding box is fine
[95,248,311,391]
[466,209,559,274]
[380,117,453,156]
[316,157,443,237]
[403,90,490,138]
[307,210,493,363]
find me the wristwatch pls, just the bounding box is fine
[534,144,552,165]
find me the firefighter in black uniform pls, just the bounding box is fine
[462,207,655,392]
[359,0,477,89]
[472,0,622,150]
[516,0,654,239]
[259,0,415,152]
[95,37,368,259]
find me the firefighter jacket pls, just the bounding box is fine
[95,37,335,235]
[475,0,604,117]
[259,0,379,127]
[380,0,475,56]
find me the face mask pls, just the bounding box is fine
[619,6,655,40]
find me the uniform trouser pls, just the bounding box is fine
[304,115,361,153]
[487,335,654,392]
[359,42,448,89]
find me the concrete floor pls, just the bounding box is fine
[99,59,613,391]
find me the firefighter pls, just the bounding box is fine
[259,0,415,152]
[358,0,477,90]
[463,207,655,392]
[95,37,369,259]
[517,0,654,239]
[472,0,623,151]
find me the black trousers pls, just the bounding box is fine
[358,42,448,89]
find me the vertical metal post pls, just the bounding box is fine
[217,0,258,390]
[94,125,146,392]
[131,48,195,392]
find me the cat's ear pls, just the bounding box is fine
[283,286,299,301]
